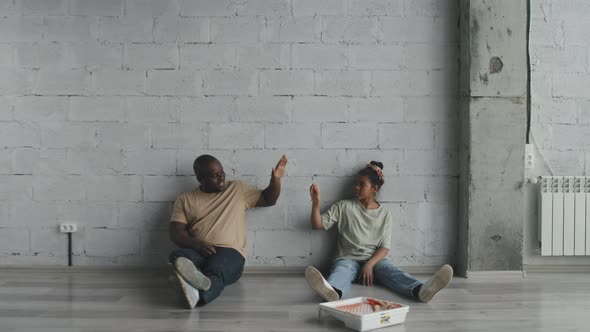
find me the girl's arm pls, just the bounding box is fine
[366,247,389,266]
[310,183,323,230]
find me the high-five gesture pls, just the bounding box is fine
[310,183,320,204]
[256,154,287,207]
[272,154,288,179]
[309,183,323,230]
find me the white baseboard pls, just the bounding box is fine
[523,264,590,273]
[465,270,526,278]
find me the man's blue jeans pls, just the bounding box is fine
[326,258,423,299]
[170,246,245,305]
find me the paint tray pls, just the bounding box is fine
[318,297,409,331]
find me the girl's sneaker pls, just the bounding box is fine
[418,264,453,303]
[305,266,340,302]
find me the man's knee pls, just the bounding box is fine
[206,260,243,282]
[169,248,197,263]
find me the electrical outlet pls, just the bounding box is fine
[59,223,77,233]
[525,144,534,169]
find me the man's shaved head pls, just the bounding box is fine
[193,154,218,178]
[193,155,226,193]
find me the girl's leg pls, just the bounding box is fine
[373,259,423,299]
[326,259,362,299]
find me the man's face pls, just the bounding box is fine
[198,160,226,193]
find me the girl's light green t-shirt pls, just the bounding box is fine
[322,199,393,261]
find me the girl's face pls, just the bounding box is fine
[353,175,378,200]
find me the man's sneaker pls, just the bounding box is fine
[174,271,199,309]
[304,266,340,302]
[174,257,211,291]
[418,264,453,303]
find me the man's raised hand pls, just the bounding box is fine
[271,154,288,179]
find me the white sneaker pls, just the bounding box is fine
[305,266,340,302]
[174,271,199,309]
[418,264,453,303]
[174,257,211,291]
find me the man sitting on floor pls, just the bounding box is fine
[169,154,288,308]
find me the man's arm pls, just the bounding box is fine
[256,155,287,207]
[169,221,216,257]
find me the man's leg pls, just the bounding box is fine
[373,259,423,299]
[198,247,245,305]
[169,247,206,268]
[168,248,208,309]
[169,248,211,291]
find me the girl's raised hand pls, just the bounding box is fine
[309,183,320,204]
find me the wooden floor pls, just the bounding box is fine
[0,269,588,332]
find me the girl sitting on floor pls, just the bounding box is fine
[305,161,453,303]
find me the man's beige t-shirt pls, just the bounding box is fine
[170,180,262,258]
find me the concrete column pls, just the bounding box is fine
[457,0,527,275]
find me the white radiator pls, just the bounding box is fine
[539,176,590,256]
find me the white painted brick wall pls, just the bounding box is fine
[265,17,320,42]
[124,44,178,70]
[151,123,208,149]
[209,123,265,149]
[260,70,314,96]
[204,70,258,96]
[315,71,371,97]
[69,97,125,122]
[126,0,179,18]
[292,44,348,70]
[154,17,210,43]
[292,97,349,122]
[95,123,149,149]
[349,0,404,16]
[125,97,178,123]
[210,17,263,43]
[70,0,124,16]
[292,0,346,16]
[21,0,68,16]
[180,44,237,70]
[265,123,321,149]
[235,97,292,122]
[46,17,97,42]
[94,69,145,96]
[146,70,203,96]
[0,0,458,267]
[41,122,96,148]
[178,97,234,123]
[85,228,139,257]
[35,69,91,95]
[15,96,68,122]
[323,123,379,149]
